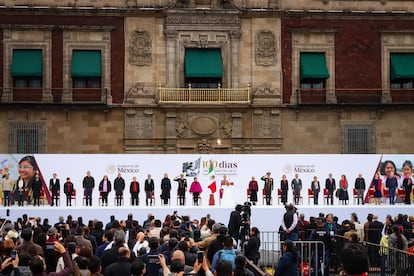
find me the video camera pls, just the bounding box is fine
[240,202,252,244]
[241,201,251,223]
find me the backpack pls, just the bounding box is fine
[218,249,237,268]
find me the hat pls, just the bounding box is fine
[5,229,19,240]
[47,227,57,236]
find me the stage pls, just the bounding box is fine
[2,203,412,231]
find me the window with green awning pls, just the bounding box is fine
[300,52,329,80]
[185,48,223,78]
[11,49,43,77]
[71,50,102,77]
[390,53,414,80]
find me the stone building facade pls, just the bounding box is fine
[0,0,413,154]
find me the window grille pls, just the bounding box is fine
[341,122,375,154]
[8,122,46,153]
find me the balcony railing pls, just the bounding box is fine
[297,88,414,105]
[158,84,250,103]
[0,87,108,104]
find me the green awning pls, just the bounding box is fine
[71,50,102,77]
[300,52,329,80]
[11,49,43,77]
[185,48,223,78]
[390,53,414,80]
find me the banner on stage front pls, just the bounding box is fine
[1,154,412,207]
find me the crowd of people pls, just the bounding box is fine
[0,204,262,276]
[278,203,414,275]
[0,204,413,276]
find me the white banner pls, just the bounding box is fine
[1,154,413,207]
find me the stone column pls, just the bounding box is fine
[230,30,241,88]
[165,30,177,87]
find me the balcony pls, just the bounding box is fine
[0,87,109,105]
[158,84,250,103]
[297,88,414,105]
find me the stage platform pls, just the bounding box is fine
[2,203,412,231]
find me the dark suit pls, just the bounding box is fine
[101,243,136,272]
[160,177,171,205]
[114,176,125,206]
[63,181,74,206]
[291,178,302,205]
[244,235,261,265]
[368,219,384,266]
[83,176,95,206]
[144,178,155,206]
[325,177,336,205]
[49,177,60,206]
[174,177,187,205]
[280,179,289,205]
[32,177,43,206]
[130,181,140,206]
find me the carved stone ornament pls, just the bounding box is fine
[129,30,152,66]
[125,83,154,104]
[176,118,188,138]
[255,30,277,66]
[198,139,210,154]
[220,121,232,138]
[254,82,280,96]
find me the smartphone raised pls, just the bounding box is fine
[147,255,159,264]
[197,251,203,264]
[10,250,17,260]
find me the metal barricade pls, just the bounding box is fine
[363,240,414,276]
[251,231,414,275]
[253,231,326,276]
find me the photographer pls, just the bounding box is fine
[228,204,250,248]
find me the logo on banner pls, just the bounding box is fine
[182,157,201,177]
[294,164,316,174]
[201,159,239,178]
[283,164,293,174]
[106,164,116,174]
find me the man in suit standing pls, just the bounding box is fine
[63,177,74,206]
[144,174,155,206]
[49,173,60,206]
[311,176,320,205]
[325,173,336,205]
[354,173,366,205]
[82,171,95,206]
[261,172,274,205]
[291,174,302,205]
[114,173,125,206]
